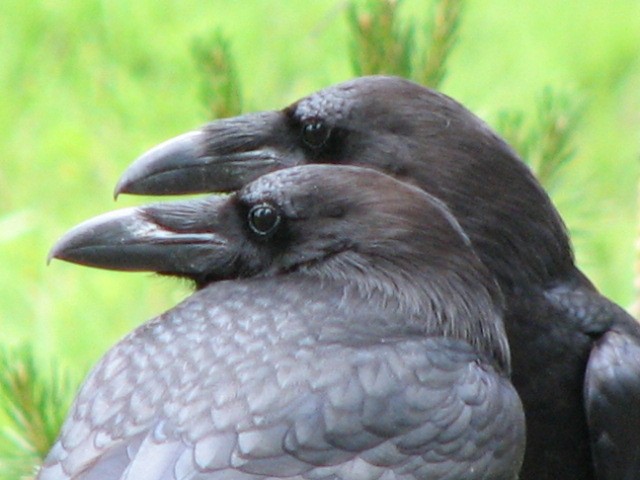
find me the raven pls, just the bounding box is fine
[114,76,640,480]
[45,165,525,480]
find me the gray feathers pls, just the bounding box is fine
[40,279,524,480]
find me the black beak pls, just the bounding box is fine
[114,111,304,197]
[48,196,240,281]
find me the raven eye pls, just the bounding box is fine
[302,121,330,148]
[248,204,281,237]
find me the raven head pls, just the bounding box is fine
[55,165,479,286]
[52,164,509,371]
[114,76,573,289]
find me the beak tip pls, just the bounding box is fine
[47,233,82,266]
[113,177,129,200]
[114,131,205,197]
[46,207,142,270]
[46,240,69,265]
[113,162,150,198]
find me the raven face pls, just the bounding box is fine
[48,195,253,286]
[115,76,450,197]
[54,164,490,299]
[56,165,474,281]
[114,75,572,288]
[114,112,306,197]
[53,164,510,371]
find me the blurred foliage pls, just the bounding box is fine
[191,31,243,119]
[418,0,464,87]
[348,0,415,79]
[1,0,639,474]
[497,88,583,190]
[348,0,463,88]
[0,347,75,479]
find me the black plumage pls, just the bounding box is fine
[115,76,640,480]
[44,165,525,480]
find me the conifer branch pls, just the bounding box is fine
[192,31,242,119]
[418,0,464,88]
[347,0,464,89]
[497,88,582,189]
[0,347,75,479]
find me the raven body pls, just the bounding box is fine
[116,76,640,480]
[44,165,525,480]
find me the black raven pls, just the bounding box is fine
[45,165,525,480]
[114,76,640,480]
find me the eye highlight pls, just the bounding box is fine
[247,204,281,238]
[301,120,330,149]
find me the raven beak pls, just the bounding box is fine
[114,111,303,197]
[48,196,237,280]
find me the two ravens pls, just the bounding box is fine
[44,76,640,479]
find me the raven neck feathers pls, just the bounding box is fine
[404,121,575,291]
[297,248,511,374]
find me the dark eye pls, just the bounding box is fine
[302,120,330,148]
[248,204,281,237]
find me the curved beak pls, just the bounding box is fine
[114,111,303,197]
[48,196,239,281]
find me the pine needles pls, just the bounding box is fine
[496,88,582,189]
[0,347,75,479]
[347,0,464,89]
[348,0,415,79]
[191,30,243,120]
